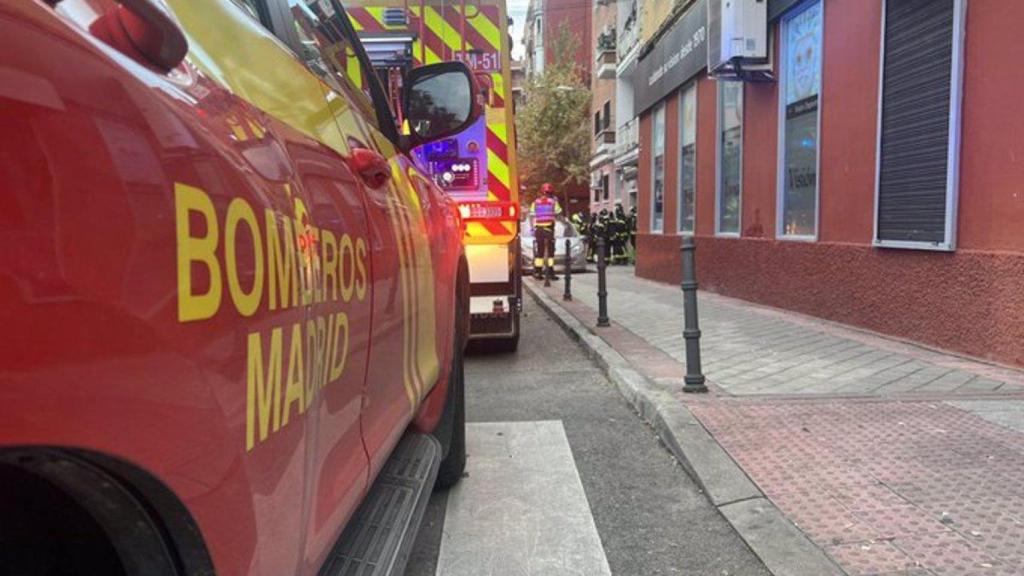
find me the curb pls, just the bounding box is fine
[524,281,847,576]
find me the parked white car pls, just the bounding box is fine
[520,219,589,273]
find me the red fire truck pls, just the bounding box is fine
[346,0,523,350]
[1,0,478,574]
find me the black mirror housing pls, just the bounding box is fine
[401,62,483,149]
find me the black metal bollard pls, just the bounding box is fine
[681,236,707,393]
[596,237,610,327]
[563,238,573,301]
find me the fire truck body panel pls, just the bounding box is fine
[0,0,468,574]
[346,0,522,345]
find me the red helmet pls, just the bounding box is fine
[540,183,554,194]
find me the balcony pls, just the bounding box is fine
[617,6,639,65]
[590,128,616,170]
[595,28,617,80]
[596,128,616,154]
[595,47,617,79]
[613,119,639,166]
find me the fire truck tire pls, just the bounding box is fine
[434,339,465,490]
[0,449,215,576]
[435,269,468,490]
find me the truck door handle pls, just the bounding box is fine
[89,0,188,73]
[347,148,392,189]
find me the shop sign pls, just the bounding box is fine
[634,0,708,116]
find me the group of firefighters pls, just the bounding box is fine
[528,182,637,280]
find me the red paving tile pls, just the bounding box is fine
[690,400,1024,576]
[826,541,917,575]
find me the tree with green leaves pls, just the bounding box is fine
[516,25,592,207]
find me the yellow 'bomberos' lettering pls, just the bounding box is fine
[266,210,299,311]
[175,183,223,322]
[355,237,368,301]
[321,229,338,301]
[226,198,265,317]
[339,233,356,302]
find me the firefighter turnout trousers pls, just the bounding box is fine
[534,225,556,278]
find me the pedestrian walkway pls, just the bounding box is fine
[535,268,1024,576]
[570,267,1024,397]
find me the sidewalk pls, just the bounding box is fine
[530,267,1024,576]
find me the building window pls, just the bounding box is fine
[717,81,743,235]
[678,84,697,234]
[602,174,610,201]
[651,102,666,232]
[778,0,822,239]
[602,100,611,130]
[594,111,601,136]
[875,0,965,250]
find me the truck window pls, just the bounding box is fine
[284,0,382,130]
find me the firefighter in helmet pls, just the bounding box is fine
[611,203,628,264]
[529,183,563,280]
[628,205,638,260]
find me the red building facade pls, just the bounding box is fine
[635,0,1024,368]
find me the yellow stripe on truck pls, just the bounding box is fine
[423,7,463,54]
[463,7,502,52]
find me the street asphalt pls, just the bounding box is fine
[404,296,770,576]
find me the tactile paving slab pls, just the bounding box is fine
[690,399,1024,576]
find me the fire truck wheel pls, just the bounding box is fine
[434,339,465,490]
[435,273,468,490]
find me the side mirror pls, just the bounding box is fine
[402,62,482,148]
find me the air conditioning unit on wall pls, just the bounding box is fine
[708,0,773,82]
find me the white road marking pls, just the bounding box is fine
[435,421,612,576]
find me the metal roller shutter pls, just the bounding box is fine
[876,0,958,245]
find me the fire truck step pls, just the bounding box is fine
[319,433,442,576]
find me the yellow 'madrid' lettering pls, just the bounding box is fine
[175,183,223,322]
[246,328,283,451]
[244,312,353,450]
[173,182,372,451]
[282,322,305,426]
[329,312,349,383]
[304,317,320,409]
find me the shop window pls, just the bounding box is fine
[678,84,697,234]
[875,0,964,250]
[651,103,666,233]
[778,0,822,239]
[717,81,743,235]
